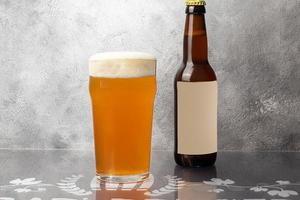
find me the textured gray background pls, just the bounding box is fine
[0,0,299,151]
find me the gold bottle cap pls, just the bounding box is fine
[185,0,206,6]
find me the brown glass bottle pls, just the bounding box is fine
[174,5,217,167]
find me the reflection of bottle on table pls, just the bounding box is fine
[174,166,217,200]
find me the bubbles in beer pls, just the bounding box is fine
[89,52,156,78]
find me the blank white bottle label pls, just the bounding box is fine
[177,81,217,155]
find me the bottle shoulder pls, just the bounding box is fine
[175,61,217,82]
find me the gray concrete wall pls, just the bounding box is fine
[0,0,299,151]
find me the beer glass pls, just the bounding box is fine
[89,52,156,183]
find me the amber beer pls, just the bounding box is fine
[174,0,218,167]
[89,52,156,183]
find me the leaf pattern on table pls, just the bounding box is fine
[208,188,224,193]
[9,178,42,186]
[56,175,92,196]
[202,178,299,197]
[14,188,31,193]
[250,186,268,192]
[203,178,235,186]
[144,176,185,197]
[268,189,298,197]
[276,180,291,185]
[0,176,299,198]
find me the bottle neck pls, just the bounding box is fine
[183,6,208,64]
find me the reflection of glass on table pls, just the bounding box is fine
[91,175,154,200]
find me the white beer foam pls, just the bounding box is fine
[89,52,156,78]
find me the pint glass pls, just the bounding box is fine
[89,52,156,183]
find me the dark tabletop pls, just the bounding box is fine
[0,150,299,200]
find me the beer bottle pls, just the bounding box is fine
[174,0,217,167]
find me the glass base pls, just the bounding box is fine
[96,172,149,184]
